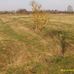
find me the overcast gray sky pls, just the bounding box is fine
[0,0,74,11]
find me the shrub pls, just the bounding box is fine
[31,0,49,32]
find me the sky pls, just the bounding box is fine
[0,0,74,11]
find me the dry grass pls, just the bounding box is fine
[0,13,74,74]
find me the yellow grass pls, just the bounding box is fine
[0,13,74,74]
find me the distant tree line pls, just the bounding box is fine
[0,9,30,14]
[0,5,73,14]
[0,10,74,14]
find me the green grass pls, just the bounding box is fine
[6,56,74,74]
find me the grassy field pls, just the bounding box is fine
[0,13,74,74]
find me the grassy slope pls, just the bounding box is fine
[0,14,74,74]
